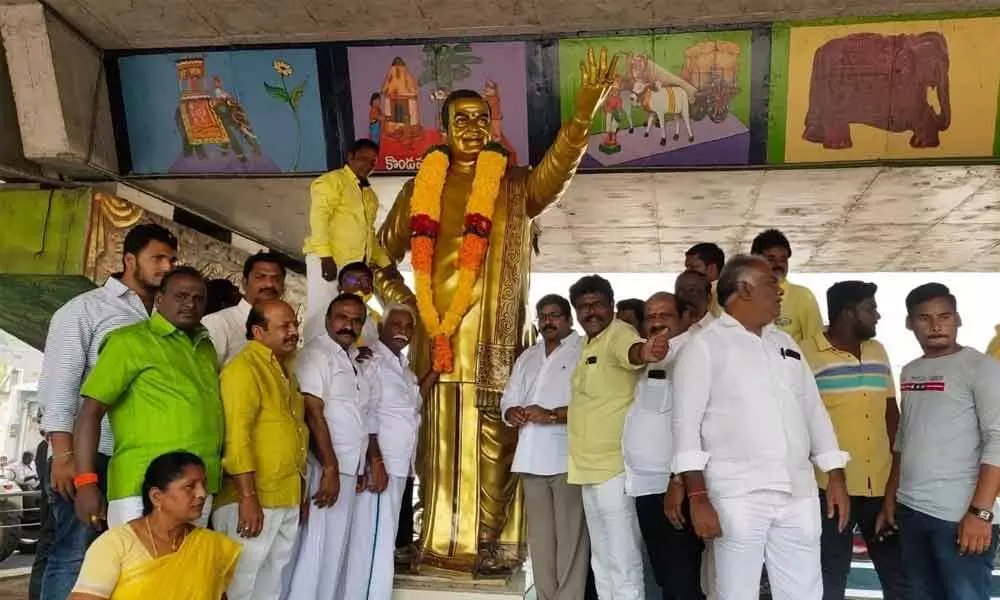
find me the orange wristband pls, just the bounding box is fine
[687,489,708,499]
[73,473,99,488]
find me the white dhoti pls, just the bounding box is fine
[107,495,213,528]
[340,476,407,600]
[285,470,358,600]
[304,254,339,343]
[213,503,300,600]
[712,490,821,600]
[580,473,645,600]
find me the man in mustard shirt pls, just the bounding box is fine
[987,325,1000,361]
[303,138,393,341]
[213,299,308,600]
[567,275,669,600]
[800,282,910,600]
[685,242,725,317]
[751,228,823,343]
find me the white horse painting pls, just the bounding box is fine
[630,81,695,146]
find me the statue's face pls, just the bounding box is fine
[446,98,491,158]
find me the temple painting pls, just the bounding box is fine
[773,17,1000,163]
[347,42,529,172]
[117,49,326,174]
[558,32,753,168]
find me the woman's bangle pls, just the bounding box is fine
[73,472,99,488]
[686,489,708,499]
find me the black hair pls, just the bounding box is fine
[750,228,792,257]
[243,251,287,280]
[205,278,241,315]
[676,269,712,297]
[616,298,645,318]
[338,261,374,286]
[569,275,614,307]
[122,224,178,261]
[535,294,571,318]
[685,243,726,272]
[325,292,367,321]
[349,138,379,155]
[158,266,205,293]
[246,304,268,340]
[827,281,877,325]
[441,89,485,129]
[905,282,957,316]
[141,451,205,516]
[369,92,380,104]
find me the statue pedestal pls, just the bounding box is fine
[392,570,527,599]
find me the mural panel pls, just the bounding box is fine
[772,16,1000,163]
[558,32,753,168]
[118,49,326,174]
[347,42,529,172]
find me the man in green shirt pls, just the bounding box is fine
[73,266,223,530]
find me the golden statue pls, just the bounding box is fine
[376,48,618,576]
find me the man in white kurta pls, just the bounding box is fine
[501,294,589,600]
[341,304,430,600]
[623,292,705,600]
[336,261,380,347]
[672,255,850,600]
[286,293,371,600]
[202,252,287,367]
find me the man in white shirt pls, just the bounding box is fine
[336,261,380,347]
[286,293,372,600]
[342,303,437,600]
[624,292,705,600]
[675,269,715,330]
[202,252,287,366]
[501,294,588,600]
[672,254,850,600]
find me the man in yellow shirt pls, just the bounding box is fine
[987,326,1000,360]
[684,242,725,317]
[212,299,309,600]
[303,138,392,341]
[799,281,910,600]
[567,275,669,600]
[751,228,823,343]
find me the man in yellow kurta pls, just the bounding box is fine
[375,49,619,575]
[751,228,824,343]
[987,326,1000,360]
[303,138,392,342]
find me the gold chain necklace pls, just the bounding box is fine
[144,516,184,557]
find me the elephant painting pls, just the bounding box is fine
[803,32,951,149]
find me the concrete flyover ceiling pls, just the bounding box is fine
[4,0,1000,49]
[133,165,1000,274]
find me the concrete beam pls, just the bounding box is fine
[0,2,116,177]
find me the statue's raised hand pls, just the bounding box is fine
[575,47,620,121]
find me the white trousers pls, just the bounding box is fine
[712,491,822,600]
[213,503,300,600]
[305,253,339,343]
[107,495,213,528]
[581,473,645,600]
[340,476,407,600]
[285,471,358,600]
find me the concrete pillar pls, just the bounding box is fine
[0,2,116,176]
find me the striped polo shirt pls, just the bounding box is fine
[801,332,895,497]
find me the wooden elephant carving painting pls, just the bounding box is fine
[803,32,951,149]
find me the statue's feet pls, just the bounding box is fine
[474,544,517,578]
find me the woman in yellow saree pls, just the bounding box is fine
[70,452,241,600]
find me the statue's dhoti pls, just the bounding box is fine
[417,381,524,572]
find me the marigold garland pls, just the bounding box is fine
[409,142,508,373]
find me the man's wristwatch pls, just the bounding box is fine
[969,506,994,522]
